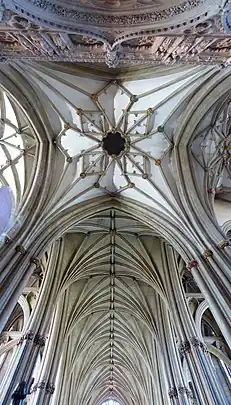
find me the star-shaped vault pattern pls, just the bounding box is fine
[13,62,211,219]
[56,80,170,196]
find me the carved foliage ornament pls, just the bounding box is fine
[18,331,46,346]
[178,338,207,355]
[33,381,55,394]
[33,334,46,347]
[0,10,229,68]
[169,386,195,398]
[12,0,204,27]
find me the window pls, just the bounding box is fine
[0,90,36,205]
[102,401,120,405]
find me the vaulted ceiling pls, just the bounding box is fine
[52,208,175,405]
[1,61,231,243]
[10,62,208,219]
[0,2,231,404]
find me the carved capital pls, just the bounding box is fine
[178,340,191,355]
[187,260,198,271]
[33,381,55,395]
[37,381,46,390]
[34,334,46,347]
[18,330,34,345]
[168,387,177,398]
[46,382,55,394]
[24,330,34,341]
[186,388,195,399]
[191,337,207,352]
[178,386,188,396]
[31,383,38,392]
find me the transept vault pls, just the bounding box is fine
[0,2,231,404]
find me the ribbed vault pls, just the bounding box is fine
[1,63,231,405]
[53,209,170,405]
[11,62,211,219]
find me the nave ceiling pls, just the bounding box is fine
[46,208,185,405]
[34,208,230,405]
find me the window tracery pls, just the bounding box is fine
[0,89,36,205]
[0,88,37,241]
[191,98,231,194]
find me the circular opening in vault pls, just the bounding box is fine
[102,130,126,156]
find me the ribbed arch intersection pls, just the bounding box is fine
[53,208,171,405]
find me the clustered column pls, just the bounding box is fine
[0,239,64,404]
[161,242,229,405]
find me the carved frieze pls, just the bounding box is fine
[0,4,230,68]
[0,23,231,67]
[9,0,207,30]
